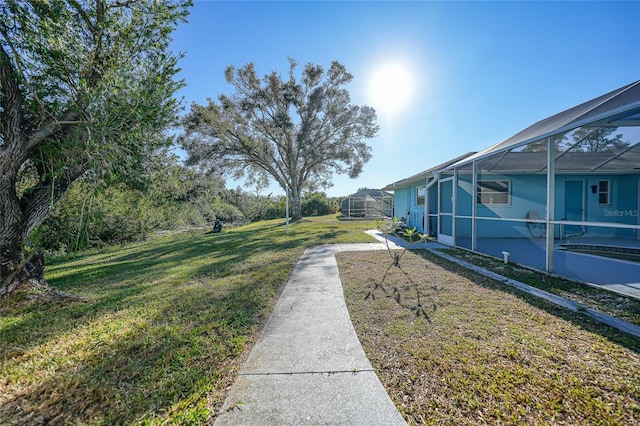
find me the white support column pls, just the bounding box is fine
[286,187,290,235]
[423,177,428,235]
[425,172,439,238]
[546,137,555,272]
[472,161,477,251]
[452,168,457,246]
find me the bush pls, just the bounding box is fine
[209,202,245,223]
[302,192,331,216]
[260,196,287,220]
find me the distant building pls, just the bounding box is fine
[341,188,393,219]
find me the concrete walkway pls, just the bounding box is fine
[214,243,407,425]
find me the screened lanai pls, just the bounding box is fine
[434,80,640,292]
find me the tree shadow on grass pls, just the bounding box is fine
[1,226,303,362]
[0,274,270,424]
[365,262,436,321]
[1,229,300,424]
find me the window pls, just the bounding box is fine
[416,185,426,206]
[598,180,610,205]
[477,180,510,205]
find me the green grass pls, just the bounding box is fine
[0,215,376,425]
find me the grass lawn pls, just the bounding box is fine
[338,249,640,425]
[0,215,376,425]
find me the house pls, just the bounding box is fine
[383,80,640,291]
[341,188,393,219]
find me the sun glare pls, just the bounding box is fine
[367,62,414,115]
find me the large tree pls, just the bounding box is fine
[180,59,379,220]
[0,0,191,297]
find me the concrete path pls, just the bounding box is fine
[214,243,407,425]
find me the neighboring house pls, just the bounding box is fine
[383,80,640,287]
[341,188,393,219]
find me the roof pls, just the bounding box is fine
[347,188,392,198]
[382,152,476,191]
[447,80,640,169]
[469,150,640,174]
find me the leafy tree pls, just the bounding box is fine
[31,149,232,256]
[261,195,287,220]
[237,184,273,222]
[568,127,627,152]
[302,192,331,216]
[180,58,379,221]
[522,127,627,153]
[0,0,191,297]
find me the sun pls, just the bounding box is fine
[367,62,414,115]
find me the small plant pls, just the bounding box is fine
[376,217,431,267]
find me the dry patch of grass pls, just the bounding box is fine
[442,248,640,327]
[338,250,640,425]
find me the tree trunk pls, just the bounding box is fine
[0,203,46,298]
[0,167,61,297]
[291,195,302,221]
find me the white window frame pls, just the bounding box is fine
[598,180,611,205]
[416,185,426,206]
[477,180,511,206]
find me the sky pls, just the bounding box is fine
[170,1,640,198]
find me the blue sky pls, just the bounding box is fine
[170,1,640,197]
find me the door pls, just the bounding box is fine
[564,180,584,239]
[564,180,584,221]
[438,177,454,245]
[426,184,438,237]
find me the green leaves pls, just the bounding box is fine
[377,216,431,267]
[1,0,193,294]
[2,0,191,182]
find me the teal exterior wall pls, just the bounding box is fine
[469,173,639,240]
[554,174,639,239]
[456,173,548,239]
[392,173,639,241]
[391,182,427,233]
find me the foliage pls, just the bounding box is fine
[261,195,288,220]
[29,150,355,258]
[180,58,379,220]
[208,200,245,223]
[222,185,272,223]
[302,192,332,216]
[376,217,430,266]
[29,148,237,256]
[0,0,192,295]
[523,126,627,153]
